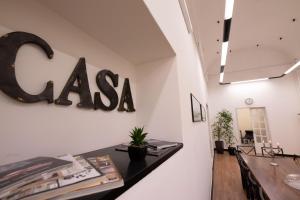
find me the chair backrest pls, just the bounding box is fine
[245,130,254,139]
[259,186,269,200]
[237,145,257,155]
[261,147,284,157]
[248,171,261,200]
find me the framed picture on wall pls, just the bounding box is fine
[190,93,201,122]
[201,104,206,122]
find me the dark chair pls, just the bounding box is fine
[293,154,300,166]
[248,171,260,200]
[259,187,269,200]
[240,161,250,191]
[237,145,257,156]
[242,130,254,143]
[236,153,250,198]
[261,146,284,157]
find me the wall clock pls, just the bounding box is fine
[245,98,254,105]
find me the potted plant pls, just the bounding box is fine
[225,131,237,156]
[128,127,148,161]
[212,110,234,154]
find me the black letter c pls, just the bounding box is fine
[0,32,54,103]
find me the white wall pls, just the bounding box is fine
[208,73,300,155]
[118,0,213,200]
[136,57,183,142]
[0,0,213,199]
[0,1,137,164]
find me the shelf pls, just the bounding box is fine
[77,143,183,200]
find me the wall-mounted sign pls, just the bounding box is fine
[0,32,135,112]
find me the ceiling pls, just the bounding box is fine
[187,0,300,82]
[40,0,175,65]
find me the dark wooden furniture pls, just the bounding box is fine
[241,154,300,200]
[261,147,284,157]
[237,144,257,155]
[75,143,183,200]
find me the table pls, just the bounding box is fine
[241,154,300,200]
[76,143,183,200]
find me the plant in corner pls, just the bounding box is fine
[212,110,234,154]
[225,125,237,156]
[128,127,148,161]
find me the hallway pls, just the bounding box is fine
[212,152,247,200]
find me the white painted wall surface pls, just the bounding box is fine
[0,0,212,199]
[0,24,137,165]
[118,0,213,199]
[0,0,138,164]
[136,58,183,142]
[208,74,300,154]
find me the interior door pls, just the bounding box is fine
[250,108,270,152]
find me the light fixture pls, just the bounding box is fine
[231,78,268,84]
[220,72,224,82]
[221,42,229,66]
[219,0,235,84]
[219,66,225,82]
[284,60,300,75]
[225,0,235,20]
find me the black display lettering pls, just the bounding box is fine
[0,32,54,103]
[118,78,135,112]
[55,58,94,108]
[94,70,119,111]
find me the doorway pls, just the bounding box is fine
[236,107,271,152]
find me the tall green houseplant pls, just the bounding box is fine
[212,109,233,154]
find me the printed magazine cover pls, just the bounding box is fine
[2,155,123,200]
[0,157,72,198]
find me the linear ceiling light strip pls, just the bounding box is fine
[219,0,234,84]
[219,65,225,82]
[284,60,300,75]
[231,78,269,84]
[218,0,298,85]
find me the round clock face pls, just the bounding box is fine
[245,98,253,105]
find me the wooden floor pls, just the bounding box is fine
[212,151,247,200]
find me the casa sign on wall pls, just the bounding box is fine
[0,32,135,112]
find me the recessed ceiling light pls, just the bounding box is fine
[292,18,296,22]
[220,72,224,82]
[279,37,283,40]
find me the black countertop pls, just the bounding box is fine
[76,143,183,200]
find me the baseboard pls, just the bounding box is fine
[276,153,300,158]
[213,148,230,151]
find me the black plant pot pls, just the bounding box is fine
[228,146,236,155]
[128,145,147,161]
[215,141,224,154]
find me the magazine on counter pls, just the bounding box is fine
[115,143,168,156]
[52,155,124,200]
[0,157,72,199]
[2,155,123,200]
[115,139,178,156]
[146,139,178,150]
